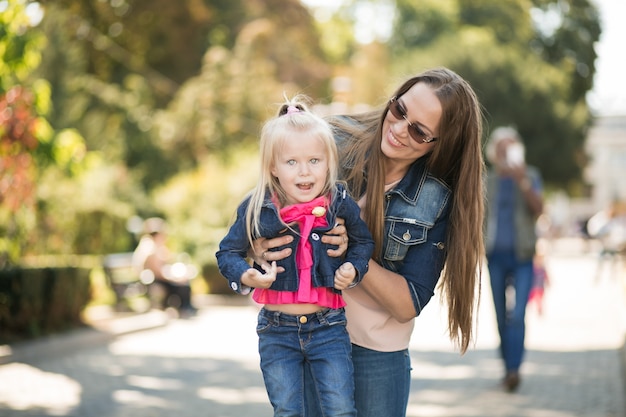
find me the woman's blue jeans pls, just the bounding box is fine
[305,344,411,417]
[257,307,356,417]
[487,249,534,373]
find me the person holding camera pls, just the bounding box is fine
[484,126,544,392]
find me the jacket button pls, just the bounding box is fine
[403,231,411,241]
[299,316,308,324]
[436,242,445,250]
[311,233,320,241]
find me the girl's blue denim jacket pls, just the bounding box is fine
[216,183,374,295]
[374,156,451,316]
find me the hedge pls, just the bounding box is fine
[0,267,92,343]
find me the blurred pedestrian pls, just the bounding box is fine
[132,217,196,316]
[586,200,626,281]
[484,126,544,392]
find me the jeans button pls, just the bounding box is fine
[299,316,308,324]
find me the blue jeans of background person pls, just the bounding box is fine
[257,307,356,417]
[487,249,534,372]
[305,344,411,417]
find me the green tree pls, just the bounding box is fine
[0,0,54,266]
[388,0,600,191]
[35,0,330,189]
[391,0,457,49]
[14,0,332,262]
[530,0,600,102]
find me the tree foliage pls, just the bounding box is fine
[389,0,600,190]
[5,0,332,263]
[0,0,53,266]
[35,0,330,189]
[4,0,602,268]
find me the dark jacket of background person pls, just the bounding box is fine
[485,165,543,262]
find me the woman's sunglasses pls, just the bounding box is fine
[388,96,438,144]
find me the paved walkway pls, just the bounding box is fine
[0,240,624,417]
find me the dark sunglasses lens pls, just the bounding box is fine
[408,126,423,143]
[389,100,404,119]
[390,99,428,143]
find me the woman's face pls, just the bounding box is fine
[381,82,442,165]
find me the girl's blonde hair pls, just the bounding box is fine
[245,96,339,247]
[331,67,485,353]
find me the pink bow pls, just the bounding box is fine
[286,105,300,114]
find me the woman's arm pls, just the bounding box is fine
[358,261,417,322]
[360,208,449,323]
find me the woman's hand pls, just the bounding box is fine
[249,218,348,270]
[249,235,293,272]
[321,218,348,258]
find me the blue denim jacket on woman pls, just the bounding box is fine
[374,156,451,316]
[216,183,374,295]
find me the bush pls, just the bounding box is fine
[201,262,233,295]
[0,266,92,343]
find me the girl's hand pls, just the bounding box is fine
[241,262,277,289]
[249,235,293,272]
[334,262,356,290]
[322,218,348,258]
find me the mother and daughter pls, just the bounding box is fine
[217,67,485,417]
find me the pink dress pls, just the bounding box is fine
[253,195,345,309]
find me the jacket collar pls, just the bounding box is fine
[388,157,429,205]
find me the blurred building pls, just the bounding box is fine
[546,115,626,239]
[585,115,626,210]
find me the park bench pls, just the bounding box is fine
[102,252,149,310]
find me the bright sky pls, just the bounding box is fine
[587,0,626,116]
[302,0,626,116]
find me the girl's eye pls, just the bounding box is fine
[287,160,296,166]
[310,158,319,165]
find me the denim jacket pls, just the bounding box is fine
[375,157,451,316]
[216,183,374,295]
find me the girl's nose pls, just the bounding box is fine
[298,164,310,175]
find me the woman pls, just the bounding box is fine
[253,67,485,416]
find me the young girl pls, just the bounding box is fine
[216,98,374,417]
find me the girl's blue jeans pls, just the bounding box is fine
[257,307,356,417]
[305,344,411,417]
[487,249,534,373]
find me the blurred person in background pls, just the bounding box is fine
[132,217,197,317]
[586,199,626,281]
[484,126,544,392]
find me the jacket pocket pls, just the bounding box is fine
[384,221,427,262]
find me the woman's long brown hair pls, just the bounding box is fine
[330,67,485,353]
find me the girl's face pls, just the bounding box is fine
[381,82,442,165]
[271,130,329,206]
